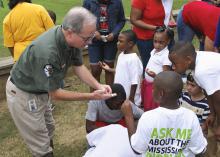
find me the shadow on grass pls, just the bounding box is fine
[0,101,17,141]
[54,138,87,157]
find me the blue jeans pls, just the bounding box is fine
[88,40,117,64]
[214,17,220,47]
[177,9,204,50]
[177,9,195,42]
[136,39,154,74]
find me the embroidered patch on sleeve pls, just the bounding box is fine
[44,64,53,77]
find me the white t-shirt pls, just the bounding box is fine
[83,124,141,157]
[86,100,123,123]
[161,0,174,26]
[131,107,207,157]
[194,51,220,95]
[85,100,144,123]
[145,47,171,82]
[114,52,143,106]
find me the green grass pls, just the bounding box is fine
[173,0,188,9]
[0,75,89,157]
[0,0,186,58]
[0,1,187,155]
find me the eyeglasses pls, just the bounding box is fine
[77,33,95,43]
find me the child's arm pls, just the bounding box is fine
[162,65,171,71]
[205,95,216,127]
[121,100,141,155]
[85,100,99,133]
[188,114,207,157]
[129,84,137,104]
[200,123,208,137]
[86,119,98,133]
[145,68,156,78]
[168,10,177,28]
[210,90,220,141]
[121,100,136,138]
[99,62,115,73]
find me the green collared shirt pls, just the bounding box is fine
[11,25,83,93]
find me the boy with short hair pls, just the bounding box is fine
[85,83,143,133]
[179,72,210,136]
[168,41,220,141]
[122,71,207,156]
[100,30,143,106]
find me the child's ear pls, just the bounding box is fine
[167,38,171,45]
[159,90,164,98]
[156,89,164,102]
[67,29,74,36]
[128,41,134,47]
[186,55,193,65]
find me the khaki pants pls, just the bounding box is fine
[6,77,55,157]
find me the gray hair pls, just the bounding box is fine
[62,6,97,33]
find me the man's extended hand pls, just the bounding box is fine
[92,89,115,100]
[92,84,116,100]
[97,84,112,94]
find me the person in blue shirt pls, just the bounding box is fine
[83,0,126,87]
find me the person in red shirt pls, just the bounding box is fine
[180,1,220,51]
[130,0,166,71]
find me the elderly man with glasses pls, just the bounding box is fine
[5,7,113,157]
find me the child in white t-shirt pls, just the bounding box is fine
[142,27,173,111]
[122,71,207,157]
[100,30,143,106]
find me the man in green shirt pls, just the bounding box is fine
[6,7,113,157]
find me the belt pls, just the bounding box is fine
[10,77,15,84]
[10,77,48,95]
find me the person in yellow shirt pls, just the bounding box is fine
[3,0,54,62]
